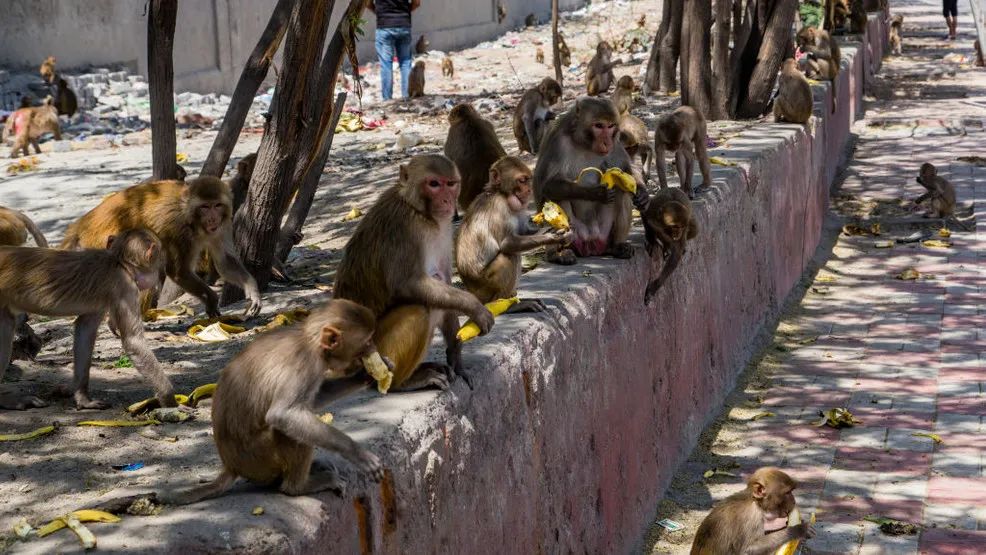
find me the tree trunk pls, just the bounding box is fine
[221,0,333,304]
[710,0,733,120]
[200,0,295,177]
[551,0,563,85]
[147,0,179,180]
[659,0,684,92]
[735,0,797,118]
[643,0,673,92]
[680,0,712,117]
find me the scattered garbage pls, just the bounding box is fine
[655,518,684,532]
[187,321,247,342]
[111,461,146,472]
[814,407,861,428]
[0,424,56,442]
[864,516,921,535]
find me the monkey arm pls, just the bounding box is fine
[110,300,177,406]
[741,525,806,555]
[542,176,614,203]
[313,375,372,408]
[914,192,932,205]
[171,265,221,318]
[692,132,713,187]
[266,403,370,466]
[522,114,540,155]
[208,238,262,318]
[398,277,485,316]
[499,230,564,254]
[654,144,670,189]
[440,312,464,380]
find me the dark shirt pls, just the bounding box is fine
[375,0,412,29]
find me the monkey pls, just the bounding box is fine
[497,2,507,24]
[415,35,430,55]
[826,0,850,32]
[39,56,56,84]
[334,155,494,391]
[796,26,840,114]
[408,60,426,98]
[53,76,78,118]
[773,58,813,124]
[444,103,508,212]
[0,206,47,249]
[512,77,563,155]
[611,75,636,116]
[536,46,545,64]
[533,97,649,264]
[914,163,956,219]
[60,177,262,320]
[654,106,713,199]
[0,229,178,410]
[690,467,815,555]
[525,13,538,27]
[889,14,904,55]
[229,153,257,216]
[558,35,572,67]
[849,0,867,34]
[642,187,698,304]
[161,299,385,504]
[619,113,653,183]
[2,97,61,158]
[585,41,621,96]
[638,14,647,28]
[442,56,454,79]
[18,96,33,109]
[456,156,572,311]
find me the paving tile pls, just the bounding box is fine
[926,477,986,505]
[931,451,982,478]
[873,473,929,502]
[923,502,982,530]
[840,427,889,449]
[833,446,932,476]
[805,521,863,553]
[918,528,986,554]
[860,522,921,555]
[886,428,939,453]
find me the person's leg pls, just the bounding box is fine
[394,28,413,99]
[375,28,395,100]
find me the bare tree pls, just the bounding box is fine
[710,0,733,120]
[643,0,682,93]
[680,0,712,116]
[551,0,563,85]
[734,0,797,118]
[147,0,179,180]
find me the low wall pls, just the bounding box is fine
[27,16,887,555]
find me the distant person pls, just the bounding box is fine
[943,0,957,40]
[367,0,421,101]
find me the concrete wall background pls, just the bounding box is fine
[0,0,582,94]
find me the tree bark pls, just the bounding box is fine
[147,0,179,180]
[551,0,563,85]
[643,0,673,92]
[658,0,684,92]
[735,0,797,118]
[680,0,712,117]
[200,0,295,177]
[221,0,333,303]
[710,0,733,120]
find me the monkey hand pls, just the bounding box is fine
[789,523,816,540]
[351,447,385,482]
[590,187,618,204]
[470,303,495,336]
[552,228,575,245]
[243,288,262,319]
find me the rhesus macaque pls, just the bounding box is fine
[642,187,698,303]
[826,0,850,31]
[229,152,258,216]
[914,163,956,218]
[619,113,653,183]
[39,56,56,84]
[408,60,426,98]
[654,106,713,199]
[334,155,494,391]
[53,77,78,118]
[536,46,545,64]
[849,0,867,34]
[445,103,507,212]
[442,56,454,79]
[162,299,385,504]
[525,13,538,26]
[773,59,813,124]
[690,468,814,555]
[415,35,430,55]
[2,97,61,158]
[456,156,572,311]
[0,206,47,248]
[0,229,177,410]
[612,75,636,116]
[60,177,262,320]
[558,35,572,66]
[889,14,904,55]
[796,26,840,113]
[497,2,507,24]
[512,77,562,154]
[533,97,648,264]
[585,41,621,96]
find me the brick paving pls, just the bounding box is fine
[646,1,986,553]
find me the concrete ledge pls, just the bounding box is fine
[22,22,887,555]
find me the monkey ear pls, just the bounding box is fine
[489,167,501,185]
[320,325,342,353]
[106,235,117,250]
[751,481,767,499]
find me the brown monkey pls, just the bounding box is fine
[53,77,78,118]
[690,467,814,555]
[60,177,262,319]
[334,155,494,391]
[585,41,621,96]
[229,152,258,216]
[525,13,538,26]
[445,103,507,212]
[826,0,850,31]
[654,106,713,199]
[889,14,904,55]
[612,75,636,116]
[619,113,653,182]
[914,163,956,218]
[39,56,56,84]
[162,299,384,504]
[796,26,840,113]
[533,97,648,264]
[415,35,430,55]
[0,206,47,248]
[497,2,507,24]
[773,58,813,124]
[408,60,426,98]
[642,187,698,303]
[2,97,61,158]
[536,46,545,64]
[456,156,571,310]
[849,0,867,34]
[0,229,177,410]
[442,56,454,78]
[558,35,572,66]
[512,77,562,155]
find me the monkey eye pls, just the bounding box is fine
[516,175,531,185]
[428,179,441,189]
[593,123,607,130]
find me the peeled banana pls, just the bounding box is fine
[775,509,815,555]
[456,297,519,342]
[36,509,121,541]
[576,166,637,194]
[532,201,570,230]
[362,352,394,394]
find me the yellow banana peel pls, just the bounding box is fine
[576,167,637,193]
[187,321,247,342]
[36,509,121,541]
[775,509,815,555]
[457,297,519,342]
[0,424,56,442]
[78,419,160,427]
[126,394,191,415]
[362,352,394,394]
[143,304,193,321]
[188,383,217,406]
[532,201,570,230]
[319,412,334,425]
[709,156,736,166]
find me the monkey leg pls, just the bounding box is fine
[607,195,634,259]
[163,469,237,505]
[471,254,519,304]
[72,312,110,409]
[12,316,43,362]
[0,308,46,410]
[674,150,692,197]
[374,305,442,390]
[157,277,186,306]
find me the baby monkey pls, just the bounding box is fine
[914,162,956,219]
[642,187,698,304]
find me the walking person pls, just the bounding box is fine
[943,0,958,40]
[367,0,421,101]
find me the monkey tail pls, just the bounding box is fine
[18,212,48,248]
[830,78,837,114]
[165,469,237,506]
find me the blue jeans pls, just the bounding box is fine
[375,27,413,100]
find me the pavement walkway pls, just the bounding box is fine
[647,1,986,553]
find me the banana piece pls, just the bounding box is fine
[36,509,121,539]
[775,509,815,555]
[575,167,637,194]
[0,424,56,442]
[532,200,570,230]
[362,352,394,394]
[187,383,217,406]
[456,297,519,342]
[77,419,160,427]
[126,394,190,415]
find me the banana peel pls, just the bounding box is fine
[126,394,190,415]
[143,304,193,321]
[532,201,570,230]
[922,239,952,248]
[457,297,519,342]
[187,321,247,342]
[362,352,394,394]
[814,407,861,428]
[187,383,217,406]
[342,207,364,222]
[775,509,815,555]
[36,509,121,548]
[939,228,951,238]
[709,156,736,166]
[897,268,921,280]
[576,167,637,194]
[78,419,160,427]
[319,412,334,425]
[260,308,311,332]
[0,424,56,442]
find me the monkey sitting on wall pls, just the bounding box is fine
[773,59,813,124]
[445,103,507,213]
[512,77,562,155]
[642,188,698,304]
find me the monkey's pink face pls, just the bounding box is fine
[422,175,460,219]
[509,172,533,212]
[197,202,227,234]
[592,121,618,155]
